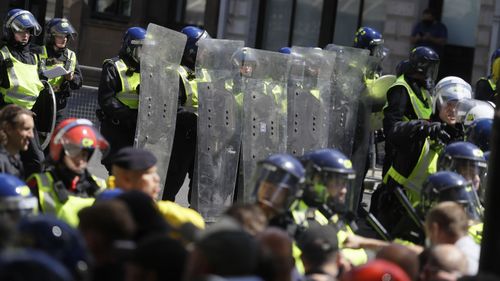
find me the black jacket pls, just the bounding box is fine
[382,75,431,174]
[386,117,465,186]
[0,146,24,179]
[475,78,496,103]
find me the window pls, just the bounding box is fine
[332,0,361,46]
[91,0,132,19]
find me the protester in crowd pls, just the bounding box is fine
[256,227,295,281]
[420,244,468,281]
[0,104,34,178]
[78,200,136,281]
[424,202,479,275]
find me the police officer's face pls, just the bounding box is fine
[439,101,457,125]
[326,177,348,204]
[133,165,161,200]
[14,30,30,44]
[240,65,253,77]
[53,34,68,49]
[63,148,90,174]
[457,164,482,192]
[5,113,34,152]
[257,181,287,219]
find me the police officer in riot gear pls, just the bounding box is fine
[375,70,468,242]
[162,26,211,201]
[466,118,492,152]
[420,171,483,222]
[38,18,82,127]
[0,173,38,224]
[382,46,440,175]
[299,148,368,266]
[0,9,45,177]
[439,141,487,198]
[475,48,500,103]
[97,27,145,170]
[27,118,108,226]
[353,26,387,62]
[254,153,305,230]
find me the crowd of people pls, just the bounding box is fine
[0,6,498,281]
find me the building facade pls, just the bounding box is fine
[0,0,498,85]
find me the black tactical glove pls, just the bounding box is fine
[425,122,451,144]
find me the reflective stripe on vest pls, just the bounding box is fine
[41,46,77,90]
[0,46,43,109]
[29,172,96,226]
[389,75,432,120]
[383,138,439,203]
[114,59,140,109]
[178,66,200,112]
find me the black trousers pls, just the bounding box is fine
[162,110,197,202]
[100,119,136,173]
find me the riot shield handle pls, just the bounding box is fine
[40,80,57,149]
[393,186,425,231]
[358,207,392,241]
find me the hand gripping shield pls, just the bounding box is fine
[238,48,290,203]
[192,39,244,221]
[324,44,370,158]
[135,24,186,198]
[286,47,335,156]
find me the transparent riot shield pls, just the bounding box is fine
[135,24,186,199]
[325,45,370,157]
[325,44,371,214]
[286,47,335,156]
[369,75,397,130]
[192,39,244,221]
[238,48,290,203]
[349,56,381,214]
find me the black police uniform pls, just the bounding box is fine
[0,42,44,177]
[97,55,139,170]
[162,69,197,201]
[475,78,497,103]
[376,116,464,243]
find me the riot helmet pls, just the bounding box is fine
[121,26,146,64]
[49,118,109,173]
[45,18,77,49]
[438,142,487,193]
[395,59,410,76]
[353,26,387,59]
[17,215,91,281]
[0,173,38,223]
[231,47,258,78]
[181,26,211,67]
[0,249,74,281]
[254,154,305,218]
[421,171,482,221]
[455,99,494,126]
[466,118,492,152]
[278,47,291,54]
[2,9,42,45]
[301,148,355,213]
[408,46,440,90]
[433,76,472,124]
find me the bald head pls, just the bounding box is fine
[424,244,467,277]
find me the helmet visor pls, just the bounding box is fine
[254,163,300,212]
[58,123,109,159]
[453,159,487,191]
[439,184,483,221]
[320,171,354,213]
[51,21,77,40]
[0,196,38,223]
[9,12,41,36]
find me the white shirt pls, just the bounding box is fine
[455,235,480,275]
